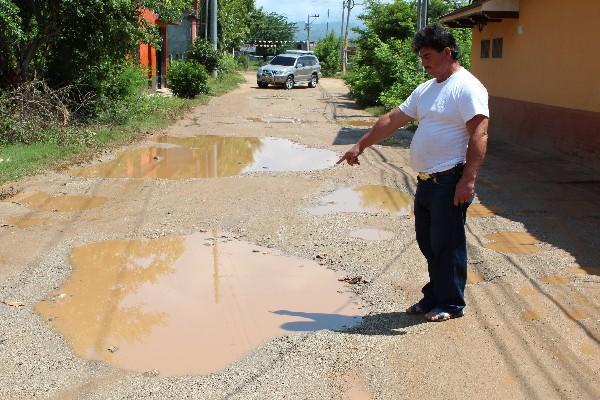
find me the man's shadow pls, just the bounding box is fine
[272,310,426,336]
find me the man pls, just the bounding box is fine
[337,24,489,322]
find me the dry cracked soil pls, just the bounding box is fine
[0,72,599,400]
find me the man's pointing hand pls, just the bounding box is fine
[337,144,362,166]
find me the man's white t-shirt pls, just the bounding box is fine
[399,67,489,174]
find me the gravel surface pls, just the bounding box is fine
[0,74,599,400]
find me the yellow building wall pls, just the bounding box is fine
[471,0,600,113]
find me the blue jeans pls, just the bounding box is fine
[414,173,471,314]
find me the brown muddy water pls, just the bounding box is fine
[348,228,395,241]
[72,135,338,179]
[307,186,412,216]
[467,271,483,284]
[483,232,541,254]
[36,232,363,376]
[467,204,497,217]
[9,192,107,212]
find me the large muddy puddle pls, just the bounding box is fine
[72,135,337,179]
[9,192,107,212]
[36,232,363,376]
[307,186,412,216]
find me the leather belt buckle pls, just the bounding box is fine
[417,172,431,181]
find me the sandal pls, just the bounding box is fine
[406,303,428,314]
[425,307,465,322]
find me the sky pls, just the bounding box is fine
[254,0,366,23]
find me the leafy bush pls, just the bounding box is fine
[345,38,427,110]
[218,54,238,75]
[186,39,221,72]
[91,61,149,124]
[235,55,250,71]
[168,61,209,98]
[314,33,341,77]
[345,0,472,110]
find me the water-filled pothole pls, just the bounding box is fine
[307,186,412,216]
[467,204,497,217]
[467,271,483,284]
[73,135,337,179]
[483,232,541,254]
[9,192,107,212]
[36,233,363,376]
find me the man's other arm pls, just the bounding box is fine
[337,109,414,166]
[454,114,489,206]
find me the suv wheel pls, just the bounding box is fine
[285,76,294,90]
[308,74,318,88]
[258,82,268,88]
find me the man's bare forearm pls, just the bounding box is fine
[356,109,413,153]
[463,115,489,181]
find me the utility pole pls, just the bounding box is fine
[326,9,330,36]
[339,1,345,70]
[204,0,209,39]
[211,0,218,77]
[417,0,428,31]
[342,0,354,73]
[305,14,319,51]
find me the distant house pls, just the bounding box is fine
[138,9,169,89]
[440,0,600,168]
[138,1,200,89]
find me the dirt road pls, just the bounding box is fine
[1,72,599,399]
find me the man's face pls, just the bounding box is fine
[418,47,452,78]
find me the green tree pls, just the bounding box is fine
[248,8,296,58]
[186,38,221,71]
[218,0,254,52]
[314,33,341,77]
[0,0,191,88]
[346,0,472,109]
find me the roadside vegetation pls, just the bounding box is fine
[0,0,260,185]
[336,0,471,111]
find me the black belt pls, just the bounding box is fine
[417,164,464,181]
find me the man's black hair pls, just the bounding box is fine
[412,24,459,60]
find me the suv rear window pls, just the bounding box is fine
[269,56,296,66]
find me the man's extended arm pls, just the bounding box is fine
[337,108,414,166]
[454,114,489,206]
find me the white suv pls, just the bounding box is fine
[257,51,322,90]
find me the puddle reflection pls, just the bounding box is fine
[73,135,337,179]
[307,186,412,216]
[36,233,362,376]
